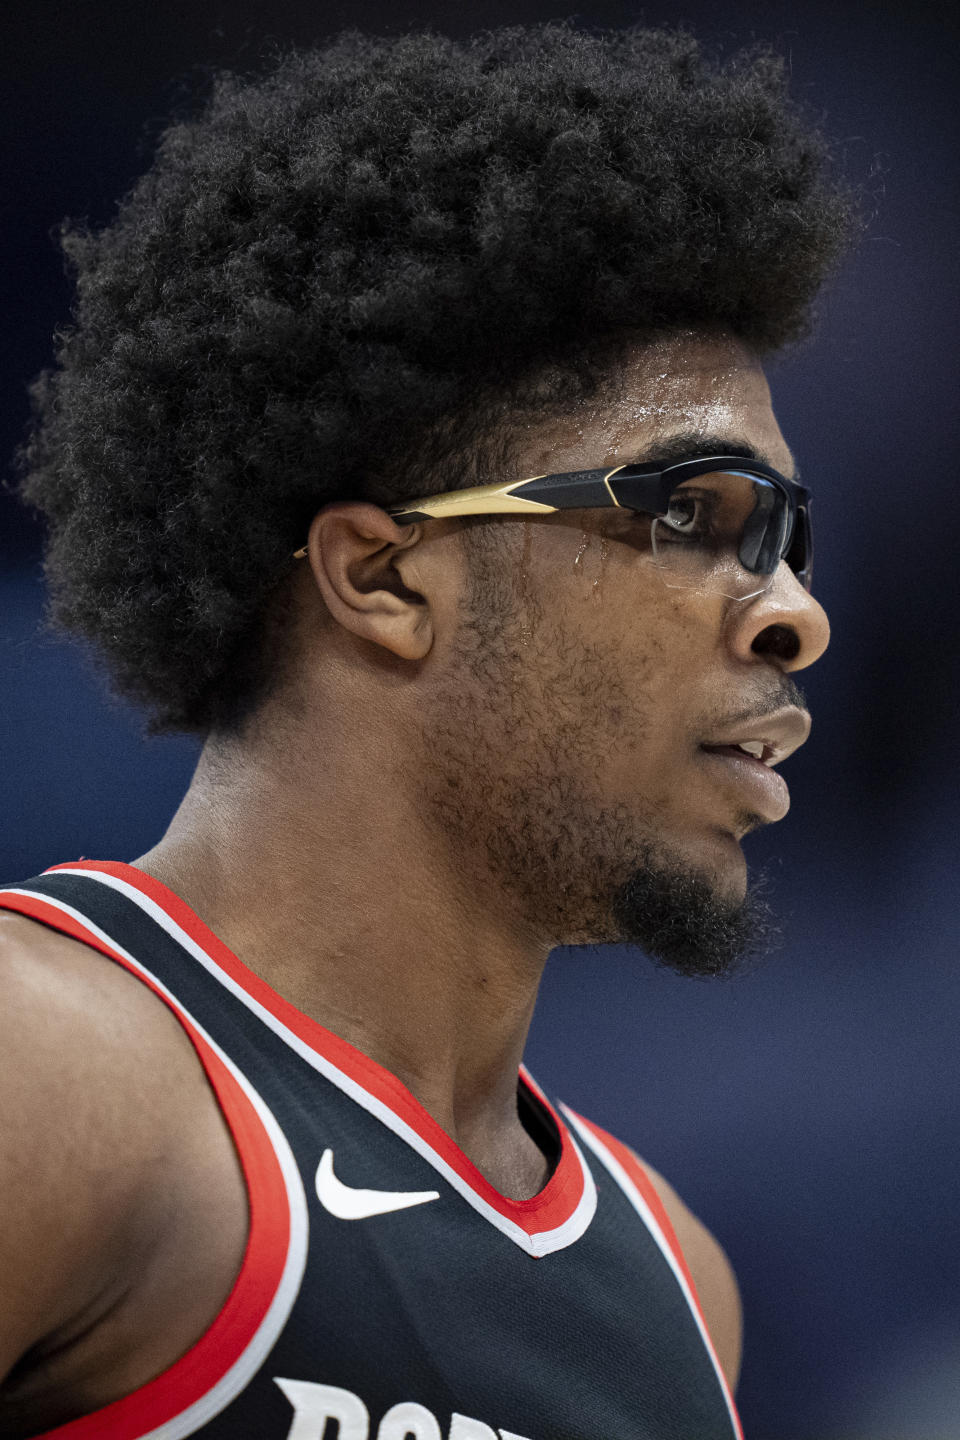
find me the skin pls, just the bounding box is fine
[0,330,829,1428]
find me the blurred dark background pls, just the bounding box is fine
[2,2,958,1436]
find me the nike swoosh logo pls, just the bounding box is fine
[315,1148,441,1220]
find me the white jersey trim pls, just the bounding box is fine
[41,869,596,1260]
[2,888,310,1440]
[562,1107,743,1440]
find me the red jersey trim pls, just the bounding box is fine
[565,1110,744,1440]
[42,860,588,1243]
[0,888,307,1440]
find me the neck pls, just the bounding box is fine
[133,729,554,1198]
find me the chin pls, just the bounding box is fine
[684,826,750,892]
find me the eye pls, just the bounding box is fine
[662,491,711,538]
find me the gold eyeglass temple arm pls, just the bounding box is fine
[290,477,556,559]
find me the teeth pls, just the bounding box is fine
[737,740,766,760]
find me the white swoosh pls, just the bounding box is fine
[315,1148,441,1220]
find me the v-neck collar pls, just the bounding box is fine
[43,859,597,1258]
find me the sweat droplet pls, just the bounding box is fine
[593,534,609,600]
[573,532,591,568]
[520,523,533,645]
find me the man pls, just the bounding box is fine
[0,22,851,1440]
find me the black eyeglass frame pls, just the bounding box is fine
[375,456,813,592]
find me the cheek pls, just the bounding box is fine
[524,539,720,751]
[578,596,717,764]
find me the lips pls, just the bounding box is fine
[697,745,791,822]
[702,741,771,763]
[700,707,811,769]
[697,706,811,823]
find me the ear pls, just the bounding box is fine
[302,502,434,661]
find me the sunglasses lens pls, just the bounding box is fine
[650,472,795,600]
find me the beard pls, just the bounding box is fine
[418,530,782,980]
[607,840,780,978]
[422,753,781,979]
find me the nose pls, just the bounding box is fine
[728,561,831,671]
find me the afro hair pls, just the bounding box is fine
[14,21,855,736]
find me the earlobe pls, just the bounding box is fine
[303,503,434,661]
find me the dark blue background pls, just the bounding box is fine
[3,3,958,1436]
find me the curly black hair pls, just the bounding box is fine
[14,22,855,737]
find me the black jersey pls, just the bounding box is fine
[0,861,744,1440]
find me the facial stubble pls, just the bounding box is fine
[420,546,782,980]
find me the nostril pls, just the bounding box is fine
[753,623,801,663]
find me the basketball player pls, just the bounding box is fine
[0,24,853,1439]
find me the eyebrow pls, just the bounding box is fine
[622,431,799,482]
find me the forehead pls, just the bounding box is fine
[519,330,795,479]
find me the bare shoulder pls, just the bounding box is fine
[0,908,191,1094]
[633,1150,743,1393]
[0,911,198,1378]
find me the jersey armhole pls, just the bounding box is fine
[561,1107,744,1440]
[0,889,306,1440]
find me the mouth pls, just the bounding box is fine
[697,744,791,823]
[697,707,811,825]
